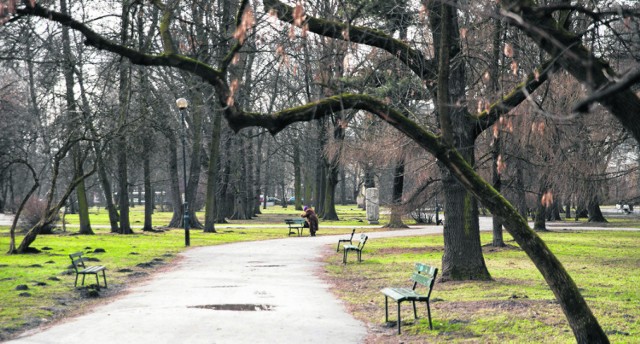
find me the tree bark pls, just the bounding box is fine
[386,159,408,228]
[204,108,222,233]
[431,0,491,280]
[60,0,92,235]
[116,0,132,234]
[293,142,302,210]
[587,196,607,223]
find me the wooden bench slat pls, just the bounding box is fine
[80,266,106,273]
[381,288,430,302]
[411,272,434,286]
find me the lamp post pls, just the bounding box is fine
[176,98,190,246]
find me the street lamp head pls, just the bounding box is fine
[176,98,189,109]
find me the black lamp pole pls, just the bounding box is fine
[176,98,190,246]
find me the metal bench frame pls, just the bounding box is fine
[381,263,438,334]
[284,218,306,236]
[336,228,356,252]
[342,233,368,264]
[69,252,108,289]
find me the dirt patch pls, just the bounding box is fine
[481,243,521,253]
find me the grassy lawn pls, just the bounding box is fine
[322,230,640,343]
[1,204,638,342]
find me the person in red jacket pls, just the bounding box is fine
[301,206,319,237]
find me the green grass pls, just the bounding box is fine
[323,230,640,343]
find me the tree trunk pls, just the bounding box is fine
[142,139,154,231]
[253,132,264,215]
[184,88,204,228]
[431,1,490,281]
[231,135,249,219]
[489,3,503,247]
[293,143,302,210]
[116,0,132,234]
[533,195,548,231]
[60,0,92,235]
[75,162,93,235]
[245,131,256,219]
[491,137,504,246]
[340,165,347,205]
[168,130,184,228]
[322,161,339,220]
[95,149,119,232]
[386,159,408,228]
[204,108,222,232]
[587,196,607,223]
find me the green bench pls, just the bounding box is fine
[342,233,368,264]
[69,252,108,289]
[381,263,438,334]
[336,228,356,252]
[284,218,306,236]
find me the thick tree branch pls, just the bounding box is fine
[474,59,555,136]
[501,0,640,144]
[263,0,436,82]
[573,66,640,113]
[220,0,251,72]
[16,2,229,97]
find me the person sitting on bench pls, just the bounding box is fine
[301,206,319,237]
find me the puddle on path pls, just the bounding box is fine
[189,304,275,311]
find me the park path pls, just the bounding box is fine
[7,227,442,344]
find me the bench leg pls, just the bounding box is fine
[94,273,100,290]
[357,250,362,262]
[103,270,108,288]
[412,300,417,319]
[81,274,86,286]
[336,242,340,252]
[426,300,433,330]
[74,274,79,287]
[343,249,347,264]
[397,301,402,334]
[384,296,389,322]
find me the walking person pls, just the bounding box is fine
[301,206,319,236]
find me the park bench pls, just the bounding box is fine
[69,252,108,289]
[342,233,368,264]
[381,263,438,334]
[284,218,306,236]
[336,228,356,252]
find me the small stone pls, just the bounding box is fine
[16,284,29,291]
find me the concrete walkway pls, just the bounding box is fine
[8,227,442,344]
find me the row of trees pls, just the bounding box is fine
[2,0,640,342]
